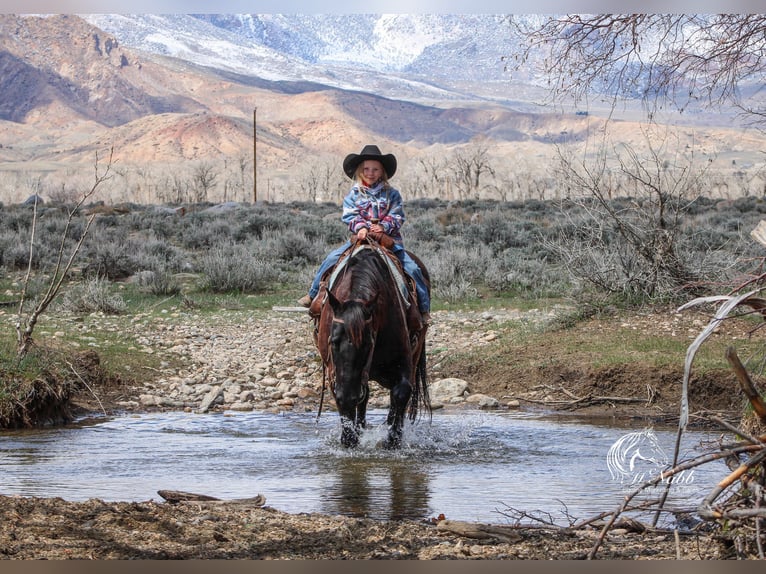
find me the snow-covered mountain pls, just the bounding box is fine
[3,13,759,205]
[81,14,532,105]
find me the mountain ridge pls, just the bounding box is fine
[0,13,762,204]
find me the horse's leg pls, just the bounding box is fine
[340,416,360,448]
[339,395,368,448]
[357,399,368,430]
[384,377,412,449]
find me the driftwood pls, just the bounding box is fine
[158,490,266,507]
[513,385,651,410]
[436,519,522,543]
[726,347,766,423]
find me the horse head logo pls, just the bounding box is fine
[606,428,669,483]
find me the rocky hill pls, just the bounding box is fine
[0,14,764,204]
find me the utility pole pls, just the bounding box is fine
[253,107,257,203]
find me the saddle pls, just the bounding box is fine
[308,238,424,333]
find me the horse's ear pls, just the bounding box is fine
[327,289,341,314]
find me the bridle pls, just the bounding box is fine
[316,304,376,423]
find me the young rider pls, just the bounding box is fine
[298,144,430,325]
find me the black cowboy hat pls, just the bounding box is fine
[342,144,397,179]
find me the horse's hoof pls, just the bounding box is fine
[340,433,359,448]
[382,436,402,450]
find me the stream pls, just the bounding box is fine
[0,408,727,526]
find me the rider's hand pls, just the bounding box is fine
[357,227,369,239]
[370,223,384,234]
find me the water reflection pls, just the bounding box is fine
[317,455,431,520]
[0,409,729,525]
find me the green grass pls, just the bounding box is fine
[437,304,762,381]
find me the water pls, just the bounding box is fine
[0,409,727,526]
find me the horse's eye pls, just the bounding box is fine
[330,324,345,348]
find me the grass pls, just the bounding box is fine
[437,303,763,383]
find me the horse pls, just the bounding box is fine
[313,239,431,448]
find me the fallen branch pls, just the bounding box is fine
[157,490,266,507]
[512,390,650,409]
[698,448,766,521]
[436,519,522,543]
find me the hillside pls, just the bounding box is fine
[0,14,765,205]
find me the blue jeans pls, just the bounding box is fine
[309,241,430,313]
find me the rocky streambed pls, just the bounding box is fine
[121,307,555,415]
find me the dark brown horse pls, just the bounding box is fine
[313,240,431,448]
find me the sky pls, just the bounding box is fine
[6,0,766,12]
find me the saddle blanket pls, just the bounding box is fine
[327,245,411,308]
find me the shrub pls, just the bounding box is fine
[134,269,182,296]
[57,277,127,315]
[199,243,283,293]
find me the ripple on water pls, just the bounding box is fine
[0,409,727,525]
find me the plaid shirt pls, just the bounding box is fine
[341,181,405,242]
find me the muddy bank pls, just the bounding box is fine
[0,494,734,559]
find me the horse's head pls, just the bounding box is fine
[327,289,377,447]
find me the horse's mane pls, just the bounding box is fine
[349,249,387,296]
[343,302,368,348]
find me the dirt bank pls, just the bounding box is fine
[0,494,732,559]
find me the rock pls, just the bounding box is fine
[296,387,318,399]
[465,394,500,408]
[430,378,469,402]
[228,402,253,411]
[138,394,159,406]
[198,385,223,413]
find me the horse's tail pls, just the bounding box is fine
[408,335,431,422]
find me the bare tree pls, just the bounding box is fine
[192,162,217,203]
[237,154,250,203]
[417,155,447,199]
[509,15,766,124]
[450,144,496,200]
[297,159,345,203]
[16,150,114,358]
[546,126,721,301]
[299,163,321,203]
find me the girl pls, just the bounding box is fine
[299,144,430,324]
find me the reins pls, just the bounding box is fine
[315,301,376,424]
